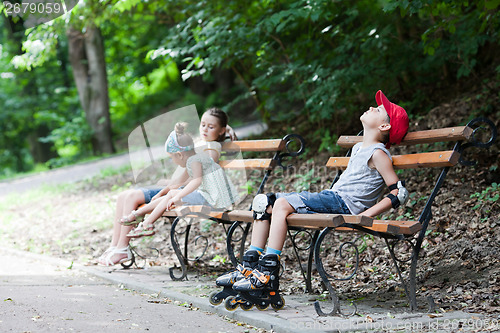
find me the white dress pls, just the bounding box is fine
[186,152,238,209]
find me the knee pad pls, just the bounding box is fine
[252,193,276,220]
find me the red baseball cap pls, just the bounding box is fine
[375,90,409,148]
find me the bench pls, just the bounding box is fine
[165,134,305,280]
[217,117,497,316]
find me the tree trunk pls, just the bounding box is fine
[67,25,114,155]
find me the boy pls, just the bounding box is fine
[217,90,409,309]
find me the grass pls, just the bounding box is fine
[0,165,130,259]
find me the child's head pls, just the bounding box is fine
[165,122,194,166]
[375,90,409,148]
[200,107,228,142]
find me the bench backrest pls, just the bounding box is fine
[328,126,472,170]
[326,118,497,236]
[220,134,305,195]
[220,135,304,171]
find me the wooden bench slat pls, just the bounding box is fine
[219,158,274,170]
[286,214,344,229]
[341,215,374,227]
[161,205,212,217]
[222,139,285,152]
[219,210,254,222]
[336,220,422,235]
[211,211,374,230]
[392,151,460,169]
[327,150,460,169]
[384,220,422,234]
[337,126,472,148]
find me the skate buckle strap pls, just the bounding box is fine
[236,264,252,277]
[251,269,270,284]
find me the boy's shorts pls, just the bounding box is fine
[276,190,351,215]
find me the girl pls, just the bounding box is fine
[98,108,236,266]
[125,122,238,238]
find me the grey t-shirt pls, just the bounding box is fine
[331,143,392,214]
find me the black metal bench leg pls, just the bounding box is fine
[287,229,313,293]
[184,224,191,264]
[409,257,419,311]
[313,227,358,316]
[306,230,320,293]
[226,221,242,267]
[169,217,188,281]
[313,227,341,316]
[384,238,415,308]
[240,222,251,260]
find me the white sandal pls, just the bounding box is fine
[99,246,133,267]
[97,246,116,265]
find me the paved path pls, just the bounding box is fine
[0,248,263,333]
[1,247,496,333]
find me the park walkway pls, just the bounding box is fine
[1,247,492,333]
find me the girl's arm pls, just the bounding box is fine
[151,169,190,201]
[361,149,399,217]
[204,149,220,163]
[200,141,222,163]
[166,161,203,210]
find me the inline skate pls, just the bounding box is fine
[224,253,285,311]
[209,250,260,306]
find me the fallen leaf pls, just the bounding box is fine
[428,314,443,318]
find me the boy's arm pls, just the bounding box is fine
[361,149,400,217]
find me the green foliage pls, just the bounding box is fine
[2,0,499,177]
[152,0,401,124]
[384,1,500,78]
[470,182,499,211]
[0,26,85,176]
[294,160,322,192]
[316,128,340,154]
[211,254,227,264]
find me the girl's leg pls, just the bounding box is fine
[142,190,180,226]
[130,197,162,217]
[108,190,145,246]
[101,189,145,264]
[127,190,181,238]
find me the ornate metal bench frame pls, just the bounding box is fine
[168,134,306,280]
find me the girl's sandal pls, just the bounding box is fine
[97,246,116,265]
[99,246,133,267]
[127,222,155,238]
[120,210,141,226]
